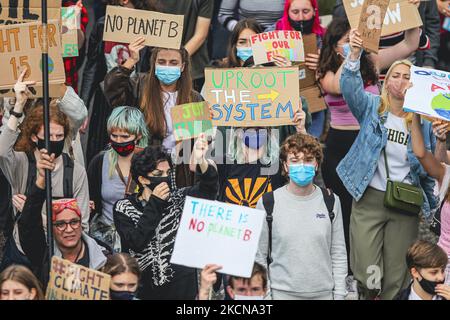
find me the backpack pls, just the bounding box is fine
[262,187,336,267]
[25,152,74,200]
[430,200,444,236]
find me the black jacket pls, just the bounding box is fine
[395,282,447,300]
[415,1,441,68]
[113,163,219,300]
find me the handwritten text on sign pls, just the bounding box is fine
[357,0,390,53]
[404,66,450,122]
[170,196,265,277]
[343,0,422,36]
[171,102,213,141]
[204,67,299,127]
[46,256,111,300]
[103,5,183,50]
[250,30,305,65]
[0,20,65,90]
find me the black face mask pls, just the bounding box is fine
[145,176,171,191]
[36,138,65,158]
[418,273,445,295]
[110,139,136,157]
[110,289,136,300]
[288,16,314,34]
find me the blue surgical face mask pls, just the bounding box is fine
[236,47,253,62]
[289,164,316,187]
[155,65,182,85]
[243,129,268,150]
[338,43,351,58]
[110,289,136,300]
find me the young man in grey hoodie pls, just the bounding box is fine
[256,133,347,300]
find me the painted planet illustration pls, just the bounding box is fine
[40,57,55,74]
[432,93,450,119]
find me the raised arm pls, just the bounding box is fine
[217,0,239,32]
[57,86,88,138]
[320,62,345,95]
[185,1,213,56]
[411,113,446,184]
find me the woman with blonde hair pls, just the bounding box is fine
[337,29,439,300]
[0,265,44,300]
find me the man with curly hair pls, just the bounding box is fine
[256,133,347,300]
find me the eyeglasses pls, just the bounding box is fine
[53,219,81,231]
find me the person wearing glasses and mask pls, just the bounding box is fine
[17,149,108,288]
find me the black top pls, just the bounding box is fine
[113,163,219,300]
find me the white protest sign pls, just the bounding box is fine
[403,66,450,121]
[170,196,265,278]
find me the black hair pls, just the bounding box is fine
[130,146,173,186]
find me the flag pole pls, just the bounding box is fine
[41,0,54,264]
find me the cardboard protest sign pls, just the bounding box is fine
[0,0,60,25]
[301,86,327,113]
[343,0,422,37]
[357,0,390,53]
[61,6,81,57]
[46,256,111,300]
[204,67,300,127]
[0,82,67,98]
[103,5,183,49]
[250,30,305,65]
[171,102,213,141]
[170,196,265,278]
[0,21,66,92]
[403,66,450,123]
[298,34,317,89]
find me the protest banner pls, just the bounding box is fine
[357,0,390,53]
[204,67,300,127]
[170,196,265,278]
[103,5,183,49]
[0,0,60,25]
[250,30,305,65]
[46,256,111,300]
[61,6,81,57]
[0,20,65,94]
[301,86,327,113]
[403,66,450,124]
[171,101,213,141]
[298,33,317,89]
[343,0,422,37]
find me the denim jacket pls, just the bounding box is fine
[336,56,438,219]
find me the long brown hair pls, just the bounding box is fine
[140,47,193,140]
[15,101,71,154]
[317,18,378,86]
[226,19,263,68]
[102,253,141,280]
[0,265,45,300]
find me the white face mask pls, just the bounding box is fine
[234,294,264,300]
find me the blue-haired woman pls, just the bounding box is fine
[87,106,149,252]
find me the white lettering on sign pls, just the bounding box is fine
[383,3,401,25]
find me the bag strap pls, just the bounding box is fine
[320,187,335,223]
[25,152,37,197]
[383,148,390,180]
[262,192,274,267]
[62,153,74,198]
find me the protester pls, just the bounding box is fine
[17,149,108,288]
[81,0,158,165]
[414,0,441,69]
[113,134,218,299]
[256,133,347,300]
[88,106,149,252]
[198,263,268,300]
[0,73,89,271]
[103,253,141,300]
[104,42,202,187]
[337,29,438,300]
[396,240,450,300]
[437,0,450,72]
[272,0,325,138]
[0,265,44,300]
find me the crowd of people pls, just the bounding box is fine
[0,0,450,301]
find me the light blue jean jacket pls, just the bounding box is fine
[336,56,438,219]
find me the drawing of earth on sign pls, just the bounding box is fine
[40,57,55,74]
[432,93,450,120]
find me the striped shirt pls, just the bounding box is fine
[218,0,285,31]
